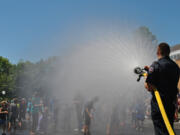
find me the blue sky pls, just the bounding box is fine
[0,0,180,63]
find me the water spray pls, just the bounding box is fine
[134,66,175,135]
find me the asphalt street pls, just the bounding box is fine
[0,127,179,135]
[1,120,180,135]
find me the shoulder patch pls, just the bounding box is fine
[149,61,159,73]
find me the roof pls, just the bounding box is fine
[170,50,180,56]
[170,44,180,60]
[171,44,180,52]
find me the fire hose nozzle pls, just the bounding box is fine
[134,67,147,81]
[134,67,143,75]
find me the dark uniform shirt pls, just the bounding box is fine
[146,56,179,120]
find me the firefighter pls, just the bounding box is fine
[145,43,180,135]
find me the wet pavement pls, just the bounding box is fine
[1,129,180,135]
[1,121,180,135]
[1,128,179,135]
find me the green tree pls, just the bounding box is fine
[15,60,35,97]
[15,57,59,97]
[0,56,15,98]
[134,26,158,45]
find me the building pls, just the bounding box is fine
[170,44,180,89]
[171,44,180,65]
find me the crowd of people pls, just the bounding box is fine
[0,91,149,135]
[0,90,179,135]
[0,91,61,135]
[0,99,27,135]
[74,93,151,135]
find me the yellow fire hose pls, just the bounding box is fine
[143,73,175,135]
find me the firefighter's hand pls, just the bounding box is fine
[144,66,149,71]
[145,83,155,92]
